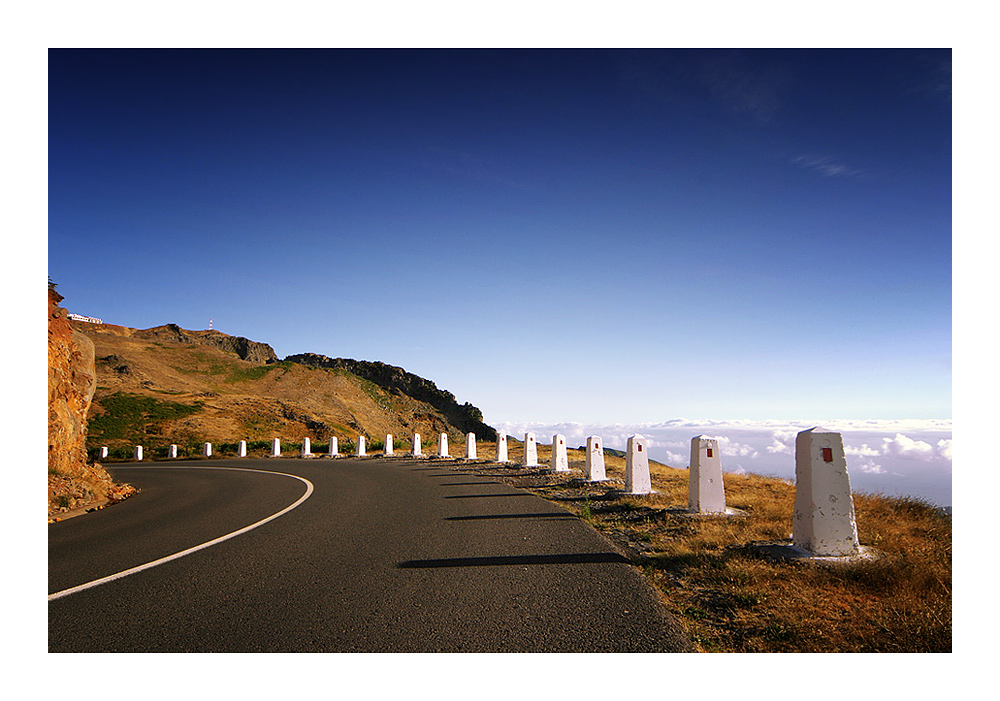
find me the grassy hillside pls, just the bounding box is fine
[74,321,487,458]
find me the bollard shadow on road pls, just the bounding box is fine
[439,481,503,486]
[396,552,630,568]
[444,511,575,521]
[442,493,536,499]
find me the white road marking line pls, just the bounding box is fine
[48,466,315,602]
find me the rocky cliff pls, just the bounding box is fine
[48,285,134,517]
[91,322,280,364]
[135,324,279,364]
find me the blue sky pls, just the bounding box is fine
[48,48,951,427]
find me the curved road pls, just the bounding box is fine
[49,457,693,652]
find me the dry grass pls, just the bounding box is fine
[452,440,952,653]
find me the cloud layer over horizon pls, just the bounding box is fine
[494,418,952,507]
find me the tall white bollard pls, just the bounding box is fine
[385,434,394,456]
[169,444,178,459]
[438,433,450,458]
[793,428,860,556]
[238,440,247,457]
[328,436,339,457]
[466,433,477,460]
[301,437,311,457]
[135,445,143,461]
[356,435,366,457]
[271,438,281,457]
[496,433,508,462]
[99,446,109,459]
[689,435,726,513]
[551,434,569,472]
[585,436,606,481]
[625,435,652,494]
[203,442,212,457]
[412,433,422,457]
[524,432,538,467]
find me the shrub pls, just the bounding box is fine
[88,392,202,444]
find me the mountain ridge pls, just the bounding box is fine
[73,320,496,455]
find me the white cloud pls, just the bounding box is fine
[881,433,937,461]
[765,429,797,455]
[793,154,864,178]
[936,439,952,461]
[664,451,686,466]
[845,443,881,458]
[855,458,887,475]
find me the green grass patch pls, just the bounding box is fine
[88,392,203,444]
[170,356,293,384]
[225,361,293,383]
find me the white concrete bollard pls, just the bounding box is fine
[238,440,247,457]
[551,434,569,472]
[438,433,450,458]
[689,435,726,513]
[301,437,311,457]
[412,433,422,457]
[168,444,178,459]
[585,436,606,481]
[328,436,339,457]
[793,428,860,556]
[356,435,366,457]
[203,442,212,457]
[524,432,538,467]
[385,434,394,456]
[99,446,109,459]
[496,433,508,462]
[135,445,143,461]
[271,438,281,457]
[625,435,652,494]
[466,433,477,460]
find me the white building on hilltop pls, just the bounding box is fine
[68,313,103,324]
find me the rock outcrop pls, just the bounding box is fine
[48,285,134,517]
[135,324,278,364]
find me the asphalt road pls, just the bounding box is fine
[49,457,693,652]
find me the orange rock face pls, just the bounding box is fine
[48,287,95,473]
[48,286,133,517]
